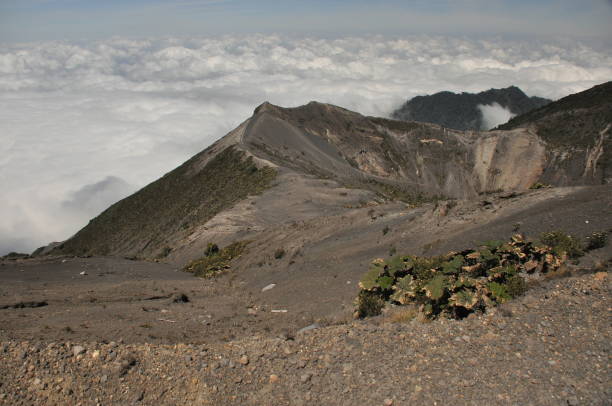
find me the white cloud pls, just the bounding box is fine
[1,35,611,254]
[478,102,516,130]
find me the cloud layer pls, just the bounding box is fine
[1,35,611,254]
[478,103,516,130]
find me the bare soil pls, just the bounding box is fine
[0,184,610,405]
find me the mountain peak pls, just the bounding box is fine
[51,83,610,261]
[253,101,279,115]
[392,86,551,131]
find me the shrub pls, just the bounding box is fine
[529,182,551,189]
[274,248,285,259]
[585,231,608,251]
[356,291,386,318]
[183,241,249,278]
[356,234,569,320]
[539,230,584,258]
[204,243,219,257]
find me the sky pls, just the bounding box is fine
[1,0,611,42]
[0,1,611,255]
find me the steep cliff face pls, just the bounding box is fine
[391,86,551,131]
[52,83,610,259]
[499,81,612,186]
[242,102,548,199]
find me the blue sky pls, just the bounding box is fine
[1,0,611,43]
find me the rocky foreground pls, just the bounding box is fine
[1,271,609,406]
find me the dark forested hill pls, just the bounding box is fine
[391,86,550,130]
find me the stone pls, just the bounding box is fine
[72,346,85,357]
[594,272,607,281]
[300,373,312,383]
[269,374,279,384]
[134,390,144,402]
[297,323,320,334]
[262,284,276,292]
[239,355,249,365]
[384,399,394,406]
[91,350,100,359]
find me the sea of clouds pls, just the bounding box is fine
[1,35,611,254]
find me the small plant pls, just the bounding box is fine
[356,233,570,320]
[585,231,608,251]
[274,248,285,259]
[204,243,219,257]
[183,241,249,278]
[540,230,584,258]
[389,246,397,256]
[529,182,551,189]
[382,225,390,235]
[356,291,385,318]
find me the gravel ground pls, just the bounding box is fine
[1,270,609,406]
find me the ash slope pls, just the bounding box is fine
[52,83,610,261]
[391,86,551,131]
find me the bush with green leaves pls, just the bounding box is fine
[356,233,573,319]
[539,230,583,258]
[183,241,249,278]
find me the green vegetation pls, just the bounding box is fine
[529,182,551,190]
[1,252,29,260]
[55,146,276,257]
[585,231,608,251]
[356,290,386,318]
[274,248,286,259]
[539,230,584,258]
[356,233,578,320]
[498,81,612,148]
[183,241,249,278]
[204,243,220,257]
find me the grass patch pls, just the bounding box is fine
[387,307,418,323]
[539,230,584,258]
[55,146,276,257]
[183,241,249,278]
